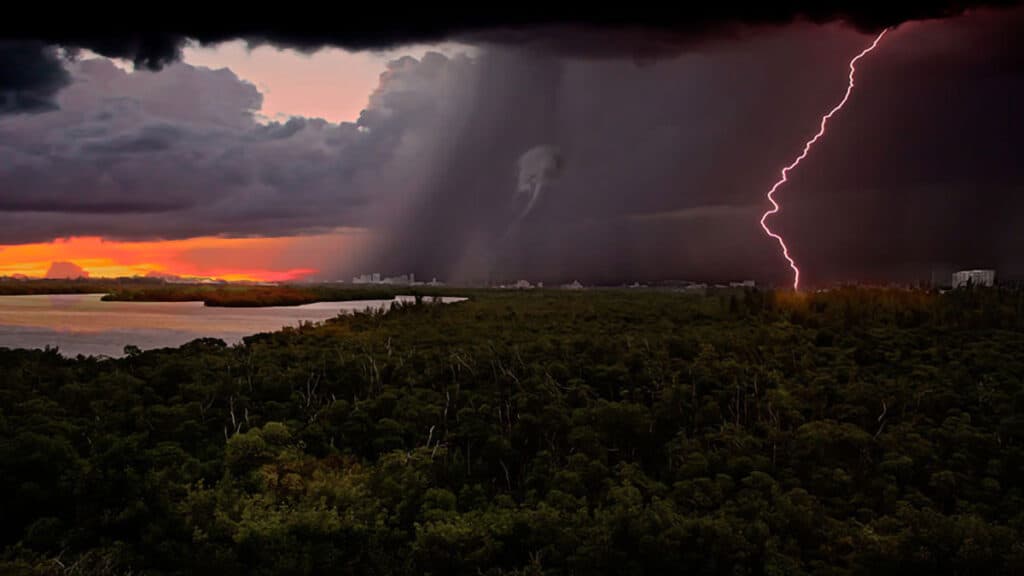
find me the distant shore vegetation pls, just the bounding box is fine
[0,279,460,307]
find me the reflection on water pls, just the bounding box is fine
[0,294,464,357]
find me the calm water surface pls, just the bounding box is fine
[0,294,463,357]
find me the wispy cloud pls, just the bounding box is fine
[626,204,761,222]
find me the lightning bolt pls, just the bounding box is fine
[760,29,888,290]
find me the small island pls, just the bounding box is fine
[0,278,460,307]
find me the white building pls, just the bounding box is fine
[352,273,382,284]
[952,269,995,288]
[377,273,419,285]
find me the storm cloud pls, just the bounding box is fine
[0,54,467,243]
[6,3,1022,58]
[2,2,1021,112]
[0,42,71,114]
[355,10,1024,285]
[1,7,1023,286]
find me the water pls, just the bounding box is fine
[0,294,464,357]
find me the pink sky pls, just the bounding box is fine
[182,40,471,123]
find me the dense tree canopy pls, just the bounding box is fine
[1,287,1023,574]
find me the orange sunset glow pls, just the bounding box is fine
[0,231,368,282]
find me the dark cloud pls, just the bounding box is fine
[6,3,1022,56]
[0,55,459,243]
[0,42,71,114]
[349,26,858,283]
[2,2,1022,112]
[1,7,1022,285]
[351,10,1024,285]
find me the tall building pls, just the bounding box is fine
[952,269,995,288]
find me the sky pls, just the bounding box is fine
[0,232,367,281]
[182,40,473,124]
[0,4,1022,286]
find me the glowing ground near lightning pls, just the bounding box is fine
[759,29,888,290]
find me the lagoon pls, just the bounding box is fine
[0,293,460,357]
